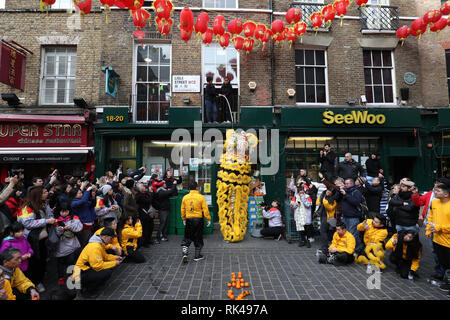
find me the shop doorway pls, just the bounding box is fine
[439,156,450,179]
[388,157,416,184]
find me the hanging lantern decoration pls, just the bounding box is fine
[156,17,173,36]
[286,28,297,48]
[202,28,214,45]
[271,19,285,38]
[195,12,210,39]
[219,32,231,49]
[410,18,428,40]
[243,38,254,66]
[321,4,336,29]
[178,7,194,31]
[132,7,150,29]
[260,29,272,58]
[128,0,144,11]
[213,15,226,39]
[310,11,324,34]
[334,0,350,26]
[100,0,116,24]
[243,21,257,38]
[254,24,267,43]
[73,0,92,16]
[293,21,307,43]
[153,0,173,21]
[285,7,302,26]
[272,27,287,44]
[115,0,133,9]
[423,9,442,26]
[441,1,450,16]
[228,19,244,39]
[180,28,193,42]
[396,26,410,46]
[356,0,369,9]
[40,0,56,14]
[133,29,146,45]
[430,17,448,39]
[233,36,245,51]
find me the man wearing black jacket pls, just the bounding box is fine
[204,76,218,123]
[388,180,419,232]
[362,176,384,218]
[155,180,178,243]
[365,153,381,179]
[336,153,366,181]
[220,77,234,122]
[319,144,336,181]
[136,184,155,247]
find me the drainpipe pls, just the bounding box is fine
[270,0,275,108]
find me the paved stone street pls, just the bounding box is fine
[42,224,448,300]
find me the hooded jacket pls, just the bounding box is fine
[336,185,363,219]
[54,215,83,257]
[385,234,421,271]
[95,227,120,252]
[319,150,336,176]
[70,191,96,225]
[156,185,178,211]
[120,222,142,255]
[0,265,35,299]
[365,158,381,177]
[262,207,282,228]
[95,195,121,222]
[336,159,366,180]
[357,219,388,246]
[74,234,117,272]
[0,236,33,271]
[17,204,53,238]
[122,186,138,217]
[363,180,384,213]
[389,191,419,227]
[329,230,356,255]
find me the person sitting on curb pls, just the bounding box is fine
[260,200,283,240]
[318,222,355,266]
[355,214,388,269]
[0,247,39,300]
[385,230,422,281]
[73,228,122,299]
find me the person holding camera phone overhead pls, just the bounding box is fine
[319,144,337,182]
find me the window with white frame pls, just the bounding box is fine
[0,0,5,9]
[135,44,171,122]
[203,0,237,9]
[446,50,450,101]
[50,0,74,9]
[295,49,328,104]
[40,47,77,105]
[363,49,395,104]
[202,44,239,86]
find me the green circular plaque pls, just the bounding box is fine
[404,72,416,85]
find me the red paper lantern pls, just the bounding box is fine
[153,0,172,21]
[423,9,442,25]
[356,0,369,8]
[310,12,324,31]
[74,0,92,15]
[233,36,245,51]
[40,0,56,12]
[441,1,450,15]
[260,29,272,57]
[156,17,173,35]
[430,17,447,33]
[202,28,214,45]
[293,21,307,43]
[321,4,336,28]
[219,32,231,49]
[243,21,257,38]
[213,15,226,37]
[285,7,302,25]
[228,19,244,37]
[133,29,146,46]
[128,0,144,10]
[333,0,349,26]
[132,8,150,29]
[100,0,116,24]
[195,12,210,37]
[286,28,297,48]
[180,28,193,42]
[179,7,194,31]
[271,19,285,36]
[254,24,267,42]
[272,27,287,43]
[396,26,410,46]
[410,18,428,40]
[243,38,255,65]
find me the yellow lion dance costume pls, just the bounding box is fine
[356,242,386,269]
[217,129,258,242]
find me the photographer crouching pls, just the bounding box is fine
[259,200,283,240]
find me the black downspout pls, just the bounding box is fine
[270,0,274,108]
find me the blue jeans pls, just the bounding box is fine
[429,235,445,277]
[205,100,217,123]
[342,217,362,254]
[396,225,419,233]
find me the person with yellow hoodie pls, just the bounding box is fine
[74,228,122,299]
[426,183,450,296]
[94,217,122,256]
[316,187,338,252]
[118,215,145,263]
[181,182,211,263]
[318,221,355,265]
[355,214,388,269]
[385,230,422,281]
[0,247,39,300]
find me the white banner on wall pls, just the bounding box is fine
[172,75,201,93]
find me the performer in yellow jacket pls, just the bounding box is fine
[355,214,388,269]
[0,247,39,300]
[119,215,145,263]
[94,217,122,256]
[318,221,355,266]
[426,183,450,294]
[181,182,212,263]
[74,228,122,298]
[386,230,422,281]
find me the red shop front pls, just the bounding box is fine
[0,113,94,185]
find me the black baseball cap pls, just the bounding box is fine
[100,228,115,237]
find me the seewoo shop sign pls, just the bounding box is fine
[322,110,386,125]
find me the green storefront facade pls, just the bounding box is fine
[94,106,447,219]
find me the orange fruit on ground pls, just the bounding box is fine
[245,282,249,287]
[227,283,231,287]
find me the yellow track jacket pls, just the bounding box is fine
[385,234,421,272]
[120,222,142,255]
[329,231,356,255]
[95,227,120,251]
[4,267,34,300]
[357,219,388,245]
[426,199,450,248]
[75,234,117,272]
[181,190,211,221]
[316,197,336,221]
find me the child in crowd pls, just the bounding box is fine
[386,230,422,281]
[118,215,145,263]
[0,222,33,273]
[54,203,83,285]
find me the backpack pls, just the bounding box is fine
[351,189,369,220]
